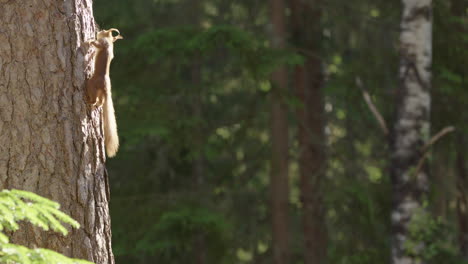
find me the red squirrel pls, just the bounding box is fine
[86,28,123,158]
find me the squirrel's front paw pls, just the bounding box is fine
[87,96,97,105]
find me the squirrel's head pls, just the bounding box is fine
[96,28,123,42]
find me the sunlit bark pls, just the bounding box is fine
[0,1,114,263]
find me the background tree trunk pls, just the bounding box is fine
[0,1,114,263]
[192,59,207,264]
[390,0,432,263]
[441,0,468,258]
[456,135,468,259]
[269,0,290,263]
[189,0,207,262]
[290,0,328,263]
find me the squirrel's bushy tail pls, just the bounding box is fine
[103,92,119,157]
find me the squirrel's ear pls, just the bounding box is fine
[108,28,120,34]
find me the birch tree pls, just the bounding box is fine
[0,1,114,263]
[391,0,432,263]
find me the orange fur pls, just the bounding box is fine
[86,29,123,158]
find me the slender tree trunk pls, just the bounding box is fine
[269,0,290,263]
[0,1,114,263]
[449,0,468,258]
[390,1,432,263]
[290,0,327,263]
[456,135,468,259]
[190,0,207,259]
[192,60,207,264]
[432,149,449,218]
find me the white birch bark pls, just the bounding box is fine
[391,0,432,263]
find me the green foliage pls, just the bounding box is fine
[0,189,92,264]
[135,206,231,263]
[133,25,303,78]
[405,209,466,264]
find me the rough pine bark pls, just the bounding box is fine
[269,0,290,263]
[290,0,328,263]
[0,1,114,263]
[390,0,432,263]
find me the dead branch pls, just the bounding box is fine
[414,126,456,176]
[355,77,389,136]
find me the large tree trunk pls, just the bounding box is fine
[390,0,432,263]
[269,0,290,263]
[0,1,114,263]
[290,0,328,263]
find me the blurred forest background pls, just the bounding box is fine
[93,0,467,263]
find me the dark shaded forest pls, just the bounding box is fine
[93,0,467,263]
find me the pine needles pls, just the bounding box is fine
[0,189,93,264]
